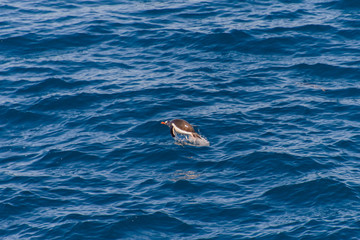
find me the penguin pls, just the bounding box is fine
[161,119,201,139]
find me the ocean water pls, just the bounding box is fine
[1,0,360,239]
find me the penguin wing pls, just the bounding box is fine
[170,126,176,137]
[192,132,201,139]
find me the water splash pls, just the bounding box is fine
[174,132,210,147]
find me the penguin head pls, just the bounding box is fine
[161,120,170,127]
[161,120,176,137]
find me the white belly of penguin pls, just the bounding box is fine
[172,123,193,135]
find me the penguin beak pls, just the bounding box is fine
[161,121,166,125]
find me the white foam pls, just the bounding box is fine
[174,133,210,147]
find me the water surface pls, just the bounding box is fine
[1,0,360,239]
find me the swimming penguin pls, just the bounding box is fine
[161,119,201,139]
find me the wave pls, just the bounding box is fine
[16,78,87,94]
[263,178,359,206]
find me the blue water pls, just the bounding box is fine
[1,0,360,239]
